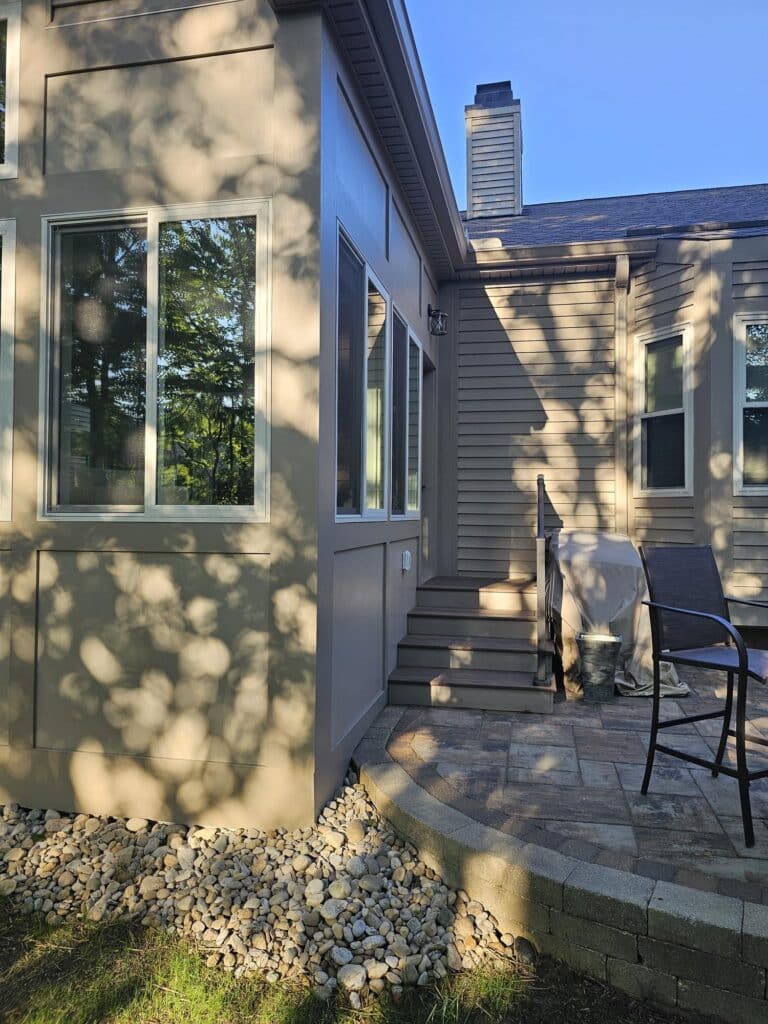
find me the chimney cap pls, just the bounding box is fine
[473,81,515,107]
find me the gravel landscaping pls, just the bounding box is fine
[0,773,532,1009]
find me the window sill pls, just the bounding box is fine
[634,488,693,499]
[40,509,270,524]
[734,486,768,498]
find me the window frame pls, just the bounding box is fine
[0,218,15,520]
[39,199,272,522]
[733,312,768,495]
[633,323,694,498]
[390,315,423,521]
[334,226,391,523]
[0,2,20,181]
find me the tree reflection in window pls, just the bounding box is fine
[157,216,257,506]
[56,224,147,507]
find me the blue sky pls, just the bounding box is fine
[407,0,768,209]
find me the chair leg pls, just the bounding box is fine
[641,659,661,795]
[735,670,754,849]
[713,670,734,778]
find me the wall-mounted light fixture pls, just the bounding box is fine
[428,304,448,337]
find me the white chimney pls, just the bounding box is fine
[465,81,523,218]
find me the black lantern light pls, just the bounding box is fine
[427,304,448,337]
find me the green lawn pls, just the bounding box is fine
[0,902,682,1024]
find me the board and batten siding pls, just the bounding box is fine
[629,261,697,547]
[729,259,768,609]
[456,277,616,576]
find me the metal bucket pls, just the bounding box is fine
[576,632,622,703]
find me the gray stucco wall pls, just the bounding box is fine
[313,20,442,814]
[0,0,323,829]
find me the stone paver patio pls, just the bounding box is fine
[385,670,768,906]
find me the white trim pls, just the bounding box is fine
[633,323,694,498]
[0,3,20,181]
[733,312,768,496]
[0,219,15,519]
[39,199,272,522]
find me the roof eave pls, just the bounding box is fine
[467,235,658,269]
[270,0,468,276]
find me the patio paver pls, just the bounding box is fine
[382,667,768,901]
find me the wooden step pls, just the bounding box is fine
[388,667,555,713]
[407,606,536,641]
[397,633,538,673]
[416,575,536,613]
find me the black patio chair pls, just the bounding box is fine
[639,545,768,848]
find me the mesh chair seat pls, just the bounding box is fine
[640,544,768,849]
[668,646,768,685]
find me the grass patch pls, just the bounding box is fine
[0,901,682,1024]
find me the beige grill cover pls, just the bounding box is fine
[548,530,687,698]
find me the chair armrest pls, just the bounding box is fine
[642,600,748,669]
[725,596,768,610]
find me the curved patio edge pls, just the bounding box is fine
[353,708,768,1024]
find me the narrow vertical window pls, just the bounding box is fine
[391,312,407,516]
[156,215,258,507]
[336,237,365,514]
[407,338,421,512]
[365,281,387,511]
[737,321,768,488]
[53,224,148,509]
[0,219,14,520]
[0,4,20,179]
[638,333,689,492]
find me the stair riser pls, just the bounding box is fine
[416,589,536,613]
[407,614,535,641]
[398,645,537,673]
[388,681,553,714]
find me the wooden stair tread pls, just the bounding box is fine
[398,633,537,653]
[408,606,536,621]
[388,667,549,690]
[421,575,536,592]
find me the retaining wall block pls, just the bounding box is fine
[677,979,768,1024]
[648,881,743,959]
[551,909,637,963]
[563,861,654,934]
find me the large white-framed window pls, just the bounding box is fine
[0,3,20,181]
[391,313,422,518]
[335,228,391,520]
[734,313,768,494]
[0,218,15,520]
[40,199,271,521]
[634,324,693,496]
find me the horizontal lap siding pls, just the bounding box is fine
[456,278,616,576]
[630,263,696,549]
[730,261,768,610]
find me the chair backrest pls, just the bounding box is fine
[639,545,729,652]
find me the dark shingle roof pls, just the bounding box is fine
[464,183,768,249]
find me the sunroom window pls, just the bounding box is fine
[335,232,390,519]
[735,318,768,490]
[45,201,270,519]
[391,316,422,517]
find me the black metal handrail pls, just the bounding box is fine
[536,473,545,539]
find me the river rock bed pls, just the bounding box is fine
[0,775,531,1007]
